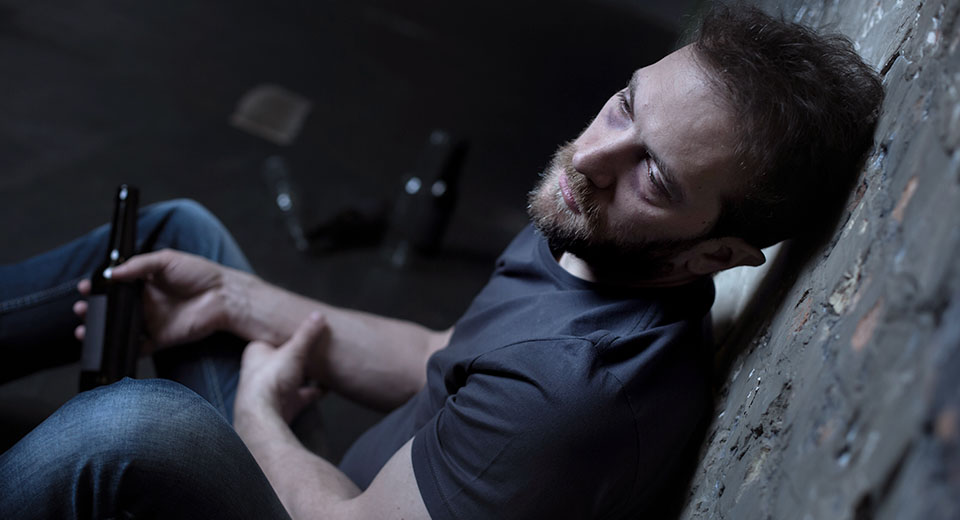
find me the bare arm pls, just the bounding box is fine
[105,249,452,410]
[227,268,452,410]
[236,402,429,520]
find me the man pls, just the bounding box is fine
[0,4,882,519]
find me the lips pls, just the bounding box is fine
[558,172,581,214]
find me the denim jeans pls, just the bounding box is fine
[0,200,290,518]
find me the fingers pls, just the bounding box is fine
[77,279,91,296]
[73,299,88,341]
[240,338,273,362]
[239,313,325,377]
[296,386,323,406]
[108,249,178,281]
[282,312,326,361]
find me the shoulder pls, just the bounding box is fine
[413,334,711,519]
[412,337,641,519]
[442,336,650,452]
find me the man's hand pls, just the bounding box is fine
[73,249,244,350]
[236,312,326,424]
[231,312,431,520]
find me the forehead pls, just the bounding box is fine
[633,46,738,189]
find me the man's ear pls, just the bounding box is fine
[684,237,766,276]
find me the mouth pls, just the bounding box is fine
[558,172,582,215]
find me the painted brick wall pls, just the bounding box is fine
[679,1,960,518]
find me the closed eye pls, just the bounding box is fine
[616,89,631,119]
[646,159,672,201]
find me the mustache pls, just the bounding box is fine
[551,142,600,220]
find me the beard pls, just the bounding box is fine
[527,142,704,281]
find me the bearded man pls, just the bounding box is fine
[0,5,882,519]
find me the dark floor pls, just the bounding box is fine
[0,0,686,461]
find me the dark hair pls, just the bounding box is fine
[689,4,884,249]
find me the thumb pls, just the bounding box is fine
[241,339,274,366]
[281,312,326,364]
[109,250,176,281]
[297,386,323,404]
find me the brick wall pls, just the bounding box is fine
[680,1,960,518]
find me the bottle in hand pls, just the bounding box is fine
[79,184,142,392]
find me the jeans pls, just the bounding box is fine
[0,200,290,518]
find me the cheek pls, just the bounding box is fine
[674,201,720,238]
[600,188,655,234]
[602,191,718,242]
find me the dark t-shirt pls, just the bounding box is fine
[339,225,715,519]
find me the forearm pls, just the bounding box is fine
[234,406,359,519]
[221,268,451,410]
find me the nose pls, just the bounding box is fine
[570,129,633,190]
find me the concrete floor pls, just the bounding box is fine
[0,0,683,461]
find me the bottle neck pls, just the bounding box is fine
[107,185,139,267]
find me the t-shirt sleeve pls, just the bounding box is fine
[410,339,638,520]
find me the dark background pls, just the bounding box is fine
[0,0,694,461]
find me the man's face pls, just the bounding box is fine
[528,45,740,277]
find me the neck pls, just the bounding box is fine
[557,252,702,288]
